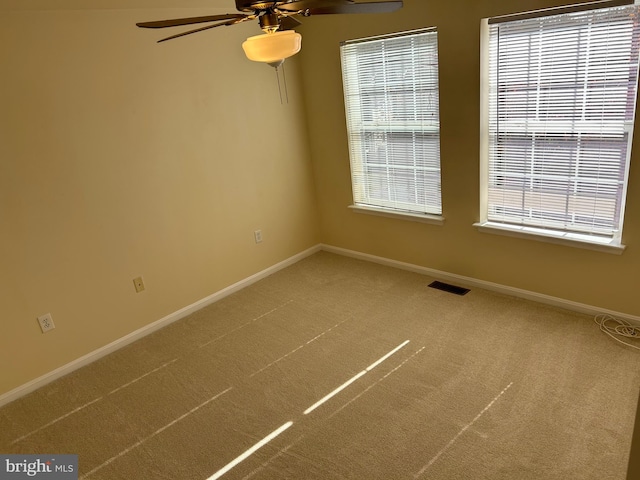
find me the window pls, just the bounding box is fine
[340,28,442,221]
[479,1,640,251]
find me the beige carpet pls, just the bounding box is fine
[1,251,639,479]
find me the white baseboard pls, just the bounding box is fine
[0,245,322,408]
[3,242,636,408]
[320,244,640,326]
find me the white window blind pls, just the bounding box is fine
[485,2,640,245]
[340,29,442,216]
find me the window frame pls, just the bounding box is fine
[476,0,640,254]
[340,28,444,223]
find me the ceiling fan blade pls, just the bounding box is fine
[279,16,303,30]
[157,17,251,43]
[137,14,246,29]
[279,0,352,10]
[282,1,402,15]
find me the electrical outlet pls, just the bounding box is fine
[133,276,145,293]
[37,313,55,333]
[254,230,263,243]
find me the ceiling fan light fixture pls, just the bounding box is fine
[242,30,302,64]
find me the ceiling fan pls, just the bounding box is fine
[137,1,403,66]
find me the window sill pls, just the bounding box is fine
[473,222,625,255]
[349,205,445,225]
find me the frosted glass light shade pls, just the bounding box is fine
[242,30,302,64]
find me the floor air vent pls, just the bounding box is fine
[428,281,470,296]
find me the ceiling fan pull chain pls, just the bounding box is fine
[273,62,290,105]
[282,61,290,104]
[275,64,284,105]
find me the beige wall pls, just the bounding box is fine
[299,0,640,318]
[0,7,319,396]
